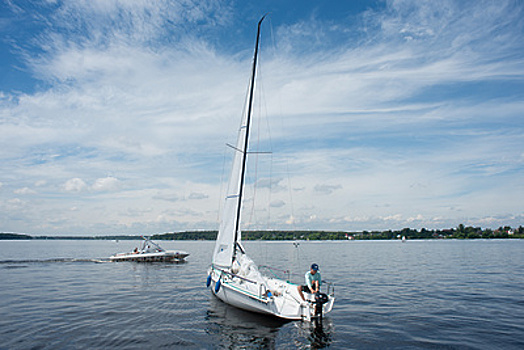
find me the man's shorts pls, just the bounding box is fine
[300,285,312,293]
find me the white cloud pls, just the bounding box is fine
[256,178,286,192]
[8,198,23,205]
[63,178,87,193]
[92,177,120,192]
[270,200,286,208]
[153,193,181,202]
[13,187,36,195]
[314,184,343,195]
[0,1,522,234]
[188,192,209,200]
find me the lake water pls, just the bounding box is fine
[1,239,523,349]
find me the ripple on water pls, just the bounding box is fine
[1,240,524,349]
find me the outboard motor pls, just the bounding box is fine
[314,292,329,318]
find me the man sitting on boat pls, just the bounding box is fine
[297,263,321,301]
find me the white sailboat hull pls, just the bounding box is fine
[208,266,334,321]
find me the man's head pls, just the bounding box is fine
[311,263,319,274]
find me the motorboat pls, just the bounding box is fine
[110,236,189,262]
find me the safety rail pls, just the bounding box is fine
[211,265,272,300]
[258,265,291,281]
[323,281,335,296]
[258,266,335,295]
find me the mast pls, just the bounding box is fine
[232,15,266,261]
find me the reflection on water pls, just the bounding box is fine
[206,296,333,349]
[294,317,333,349]
[206,297,287,348]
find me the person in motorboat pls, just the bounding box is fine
[297,263,321,301]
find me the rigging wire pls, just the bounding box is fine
[231,15,303,267]
[244,14,298,234]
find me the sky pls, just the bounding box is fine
[0,0,523,236]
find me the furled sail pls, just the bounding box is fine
[212,97,251,267]
[212,15,263,268]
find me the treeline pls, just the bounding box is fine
[152,231,217,240]
[356,225,524,240]
[152,225,524,240]
[151,231,349,241]
[1,225,523,240]
[0,233,33,240]
[0,233,148,240]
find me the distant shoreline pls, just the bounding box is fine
[2,225,523,241]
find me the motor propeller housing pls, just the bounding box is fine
[314,292,329,317]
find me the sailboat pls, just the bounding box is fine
[206,16,335,321]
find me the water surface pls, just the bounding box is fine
[1,239,523,349]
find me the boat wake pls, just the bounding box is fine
[0,258,111,266]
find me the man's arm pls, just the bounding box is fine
[311,274,321,293]
[305,272,313,289]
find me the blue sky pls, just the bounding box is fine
[1,0,523,235]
